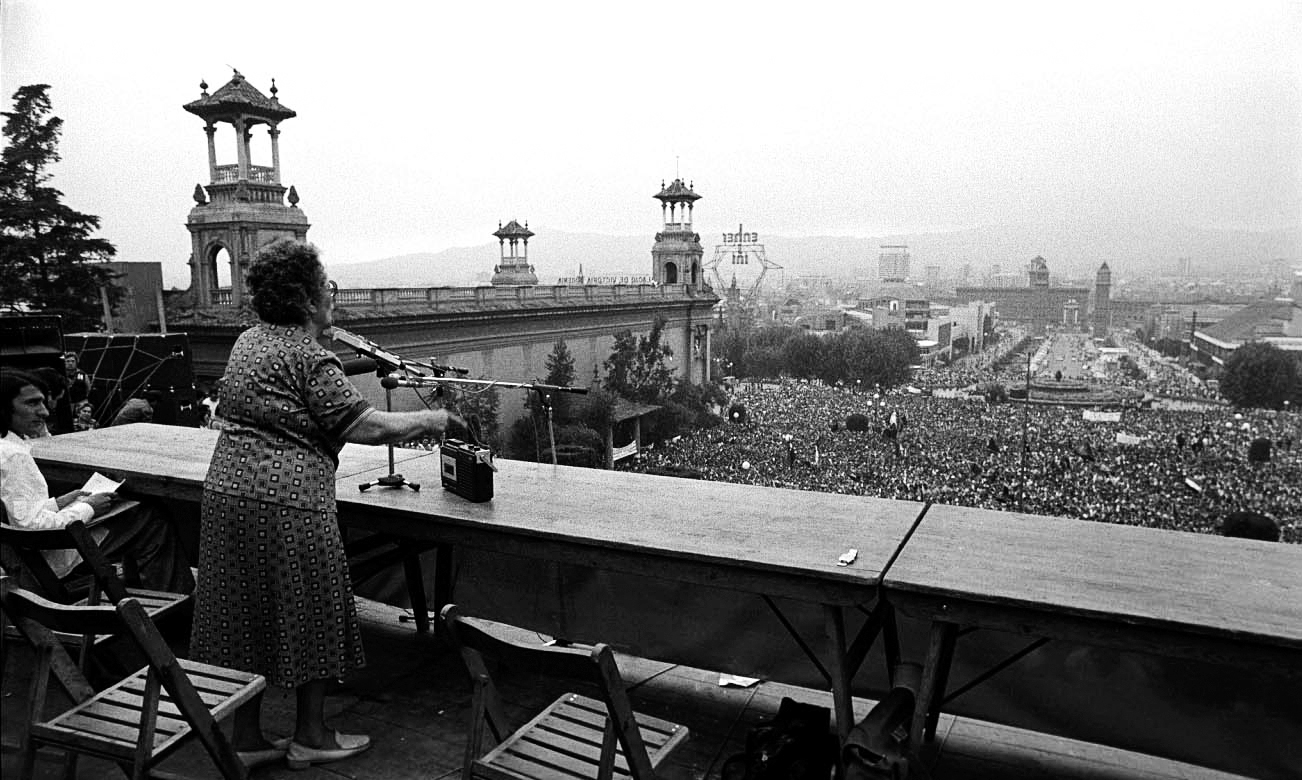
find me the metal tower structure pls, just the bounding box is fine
[704,223,782,305]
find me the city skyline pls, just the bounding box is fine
[3,1,1299,289]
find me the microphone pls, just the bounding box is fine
[380,375,403,390]
[341,356,378,376]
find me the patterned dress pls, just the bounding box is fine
[191,324,373,688]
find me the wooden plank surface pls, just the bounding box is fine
[339,455,920,598]
[31,425,920,603]
[884,502,1302,650]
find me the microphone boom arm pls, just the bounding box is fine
[331,326,469,377]
[381,375,589,395]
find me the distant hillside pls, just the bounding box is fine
[328,221,1299,288]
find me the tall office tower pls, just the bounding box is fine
[1028,256,1050,289]
[879,245,910,283]
[183,71,309,306]
[1093,262,1112,337]
[652,178,705,290]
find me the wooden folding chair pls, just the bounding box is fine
[0,577,264,780]
[441,603,689,780]
[0,513,191,676]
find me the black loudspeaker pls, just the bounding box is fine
[0,314,64,371]
[63,332,200,428]
[1247,437,1271,463]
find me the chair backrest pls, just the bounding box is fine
[440,603,658,780]
[0,517,130,604]
[0,576,246,777]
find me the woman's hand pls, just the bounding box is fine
[55,490,89,510]
[423,409,466,440]
[79,493,115,513]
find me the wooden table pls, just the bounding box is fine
[884,502,1302,756]
[31,424,925,739]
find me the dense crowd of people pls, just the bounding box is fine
[623,332,1300,544]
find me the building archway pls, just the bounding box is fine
[204,243,233,300]
[664,262,679,284]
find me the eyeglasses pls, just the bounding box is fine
[326,280,338,301]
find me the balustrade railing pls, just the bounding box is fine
[207,283,695,310]
[213,164,277,184]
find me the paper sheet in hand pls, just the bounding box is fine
[81,471,123,494]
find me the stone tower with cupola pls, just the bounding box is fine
[490,220,539,286]
[652,178,705,291]
[183,71,309,307]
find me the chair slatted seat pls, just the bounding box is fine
[1,577,263,780]
[0,513,191,675]
[441,604,689,780]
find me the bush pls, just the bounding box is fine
[506,419,603,462]
[845,413,871,432]
[553,423,603,452]
[642,402,697,445]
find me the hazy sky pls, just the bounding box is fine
[3,1,1299,288]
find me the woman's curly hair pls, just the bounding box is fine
[246,239,326,325]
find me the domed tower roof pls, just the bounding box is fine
[183,70,295,124]
[493,219,534,240]
[654,178,702,204]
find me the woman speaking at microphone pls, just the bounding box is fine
[190,238,461,770]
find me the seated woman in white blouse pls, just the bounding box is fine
[0,369,193,593]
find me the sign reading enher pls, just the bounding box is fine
[722,223,758,244]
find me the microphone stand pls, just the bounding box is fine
[330,327,587,469]
[358,360,419,493]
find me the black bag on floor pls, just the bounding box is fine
[722,697,837,780]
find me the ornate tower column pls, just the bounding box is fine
[183,71,309,307]
[651,178,705,291]
[490,220,539,286]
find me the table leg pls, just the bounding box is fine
[824,604,854,743]
[402,553,430,634]
[433,544,453,625]
[911,620,957,746]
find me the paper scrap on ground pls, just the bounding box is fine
[81,472,123,494]
[838,548,858,566]
[718,673,760,688]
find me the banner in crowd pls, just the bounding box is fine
[1084,410,1122,422]
[612,441,639,461]
[1116,431,1146,445]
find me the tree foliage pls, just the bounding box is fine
[1,84,119,331]
[448,382,502,450]
[715,324,919,389]
[540,337,577,423]
[603,313,676,403]
[1220,342,1301,410]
